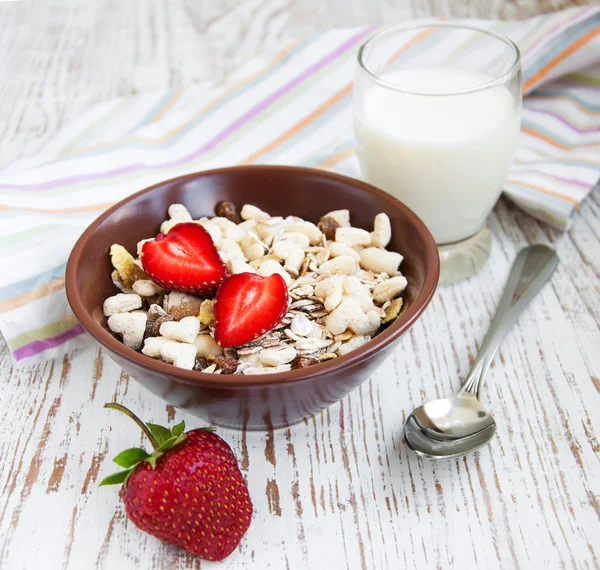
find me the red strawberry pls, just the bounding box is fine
[214,273,288,348]
[141,223,227,296]
[100,403,252,562]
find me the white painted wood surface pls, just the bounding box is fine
[0,1,598,569]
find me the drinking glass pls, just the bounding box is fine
[353,23,522,284]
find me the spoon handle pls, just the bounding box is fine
[459,245,559,399]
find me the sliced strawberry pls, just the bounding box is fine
[141,223,227,296]
[214,273,288,348]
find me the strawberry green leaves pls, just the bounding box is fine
[98,403,252,561]
[172,420,185,437]
[99,404,189,486]
[113,447,150,468]
[147,423,173,447]
[148,420,187,455]
[99,447,153,486]
[99,470,133,487]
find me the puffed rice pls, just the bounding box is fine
[160,316,200,344]
[108,312,147,350]
[160,341,197,370]
[335,227,371,248]
[372,275,408,304]
[359,248,403,276]
[103,293,142,317]
[370,213,392,248]
[102,200,408,374]
[324,209,351,227]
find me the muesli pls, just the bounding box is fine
[103,202,408,374]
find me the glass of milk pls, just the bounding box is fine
[353,23,521,284]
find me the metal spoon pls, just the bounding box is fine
[404,244,559,460]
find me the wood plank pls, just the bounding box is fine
[0,1,598,569]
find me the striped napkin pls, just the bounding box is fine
[2,7,599,365]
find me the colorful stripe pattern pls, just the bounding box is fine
[2,8,599,364]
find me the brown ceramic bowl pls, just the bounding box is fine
[66,166,439,430]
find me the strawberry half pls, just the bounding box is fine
[140,222,227,296]
[214,273,288,348]
[100,403,252,562]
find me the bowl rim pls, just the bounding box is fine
[65,165,439,388]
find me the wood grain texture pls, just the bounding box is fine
[0,1,598,569]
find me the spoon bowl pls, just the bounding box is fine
[403,245,559,460]
[404,394,497,459]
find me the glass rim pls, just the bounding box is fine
[357,22,521,97]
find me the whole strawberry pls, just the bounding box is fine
[100,403,252,562]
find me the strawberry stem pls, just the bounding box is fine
[104,403,160,450]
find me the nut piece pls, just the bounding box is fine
[110,244,138,287]
[335,227,371,248]
[372,276,408,304]
[259,346,297,367]
[160,340,197,370]
[241,204,270,221]
[163,291,203,320]
[111,270,133,294]
[159,316,201,344]
[141,291,165,309]
[325,209,351,227]
[370,213,392,248]
[103,293,142,317]
[291,355,320,369]
[319,256,357,275]
[216,201,241,224]
[132,279,164,297]
[108,312,147,350]
[193,334,224,358]
[199,299,215,327]
[290,314,314,337]
[324,297,369,336]
[214,355,239,374]
[142,336,169,358]
[194,357,209,371]
[144,313,175,339]
[317,216,340,241]
[327,242,361,261]
[359,248,403,276]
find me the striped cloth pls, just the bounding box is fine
[2,7,599,365]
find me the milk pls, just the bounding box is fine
[354,67,520,244]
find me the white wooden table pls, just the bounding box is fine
[1,1,598,569]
